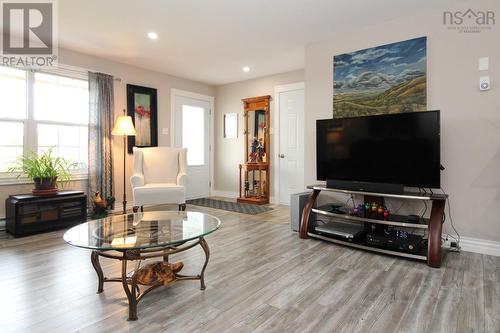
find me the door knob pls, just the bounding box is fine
[279,154,285,158]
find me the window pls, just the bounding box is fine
[0,121,24,172]
[0,67,27,174]
[182,105,205,166]
[34,72,89,170]
[34,73,89,124]
[0,67,26,119]
[37,124,88,169]
[0,66,89,181]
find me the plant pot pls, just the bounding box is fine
[33,177,58,190]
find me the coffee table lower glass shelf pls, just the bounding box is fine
[63,211,221,321]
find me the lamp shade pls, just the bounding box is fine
[112,116,136,136]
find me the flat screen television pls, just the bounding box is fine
[316,110,440,189]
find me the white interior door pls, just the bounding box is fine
[173,95,211,199]
[277,85,304,205]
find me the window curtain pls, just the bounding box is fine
[88,72,114,206]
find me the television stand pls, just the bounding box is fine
[299,185,448,268]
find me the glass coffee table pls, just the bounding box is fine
[64,211,221,321]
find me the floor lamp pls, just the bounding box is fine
[112,109,136,214]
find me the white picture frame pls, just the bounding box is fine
[224,113,238,138]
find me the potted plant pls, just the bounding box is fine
[8,148,76,195]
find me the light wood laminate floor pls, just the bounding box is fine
[0,203,499,333]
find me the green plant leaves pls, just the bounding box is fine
[7,147,77,185]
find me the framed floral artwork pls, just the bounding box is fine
[126,84,158,153]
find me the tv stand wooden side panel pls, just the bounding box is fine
[299,186,447,268]
[427,199,445,267]
[299,189,320,239]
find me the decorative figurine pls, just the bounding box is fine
[249,137,259,162]
[256,138,265,162]
[249,137,266,163]
[91,192,115,218]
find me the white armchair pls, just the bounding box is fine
[130,147,188,212]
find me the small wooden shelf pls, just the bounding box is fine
[238,95,271,205]
[308,232,428,261]
[312,208,429,229]
[238,162,269,205]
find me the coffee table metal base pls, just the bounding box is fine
[90,236,210,321]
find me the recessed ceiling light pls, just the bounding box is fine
[147,32,158,40]
[242,66,250,73]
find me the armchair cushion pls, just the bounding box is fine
[142,148,179,184]
[132,183,185,206]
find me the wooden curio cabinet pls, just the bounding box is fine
[237,95,271,205]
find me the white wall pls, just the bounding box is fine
[0,48,215,218]
[214,70,304,196]
[304,0,500,242]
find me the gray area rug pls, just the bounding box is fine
[186,198,273,215]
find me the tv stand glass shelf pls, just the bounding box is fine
[313,206,429,229]
[308,233,428,261]
[308,185,447,201]
[299,185,448,268]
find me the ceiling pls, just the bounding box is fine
[59,0,463,85]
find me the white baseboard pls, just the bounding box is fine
[111,203,125,213]
[459,236,500,257]
[211,190,239,198]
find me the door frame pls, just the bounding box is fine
[273,82,305,205]
[170,88,215,196]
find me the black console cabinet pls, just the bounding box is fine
[5,191,87,237]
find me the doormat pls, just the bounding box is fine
[186,198,273,215]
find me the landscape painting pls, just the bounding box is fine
[333,37,427,118]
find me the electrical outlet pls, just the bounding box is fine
[442,234,460,251]
[442,234,452,248]
[479,57,489,71]
[443,238,452,248]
